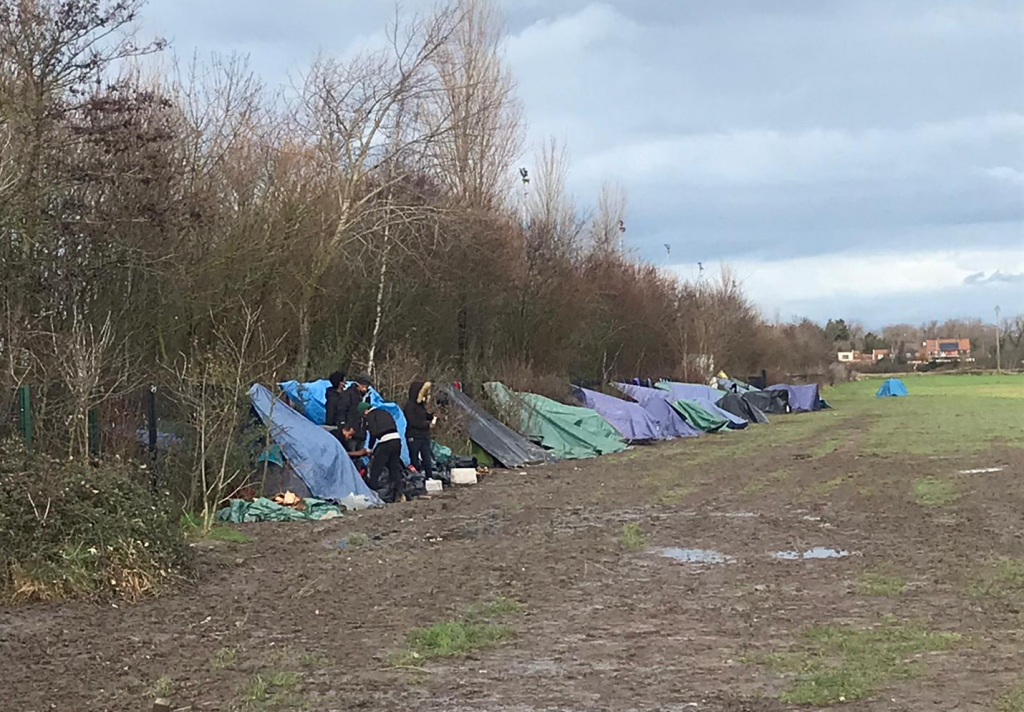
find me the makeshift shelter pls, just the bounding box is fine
[766,383,823,412]
[742,390,790,414]
[279,379,410,463]
[574,387,663,441]
[657,381,724,401]
[613,383,701,439]
[876,378,909,397]
[717,392,769,424]
[717,377,759,394]
[670,399,731,433]
[440,385,558,467]
[484,382,626,460]
[249,384,381,508]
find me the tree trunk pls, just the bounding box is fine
[366,217,392,376]
[295,300,311,379]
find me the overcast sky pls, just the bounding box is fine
[142,0,1024,328]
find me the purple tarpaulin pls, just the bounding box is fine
[613,383,701,439]
[657,381,724,402]
[575,387,663,441]
[767,383,821,412]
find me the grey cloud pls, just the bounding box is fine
[964,271,1024,285]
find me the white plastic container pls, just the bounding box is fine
[451,468,478,485]
[425,478,444,493]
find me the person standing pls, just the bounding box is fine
[324,371,348,437]
[329,373,372,440]
[403,381,436,481]
[359,401,404,503]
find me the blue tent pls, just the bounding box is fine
[876,378,909,397]
[249,384,381,508]
[279,379,411,464]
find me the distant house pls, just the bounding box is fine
[837,351,857,363]
[837,349,890,365]
[919,338,972,362]
[871,349,891,362]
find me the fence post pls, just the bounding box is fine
[88,407,101,457]
[17,385,32,450]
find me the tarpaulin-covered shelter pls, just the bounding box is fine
[876,378,908,397]
[657,381,723,402]
[741,390,789,414]
[249,384,381,508]
[440,384,557,467]
[280,379,410,463]
[574,387,663,441]
[670,400,731,433]
[484,382,626,460]
[766,383,824,412]
[717,392,769,424]
[613,383,701,439]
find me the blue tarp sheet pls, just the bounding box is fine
[279,379,410,464]
[574,387,664,441]
[656,381,725,402]
[249,384,381,508]
[876,378,909,397]
[613,383,701,439]
[767,383,823,412]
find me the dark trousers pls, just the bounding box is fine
[369,439,404,503]
[407,437,433,478]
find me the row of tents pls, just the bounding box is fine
[245,375,829,506]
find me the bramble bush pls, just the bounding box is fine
[0,441,195,603]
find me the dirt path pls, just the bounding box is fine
[3,408,1023,711]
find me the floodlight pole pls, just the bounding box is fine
[995,305,1001,373]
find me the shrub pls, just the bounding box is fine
[0,441,195,603]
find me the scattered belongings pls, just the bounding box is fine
[425,479,444,493]
[217,497,343,523]
[876,378,909,397]
[451,468,479,485]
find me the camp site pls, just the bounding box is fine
[2,1,1023,711]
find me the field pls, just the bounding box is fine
[2,373,1023,711]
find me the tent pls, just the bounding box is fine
[279,379,411,464]
[717,377,759,394]
[717,392,769,424]
[249,384,381,508]
[484,382,626,459]
[613,383,701,439]
[670,399,731,433]
[766,383,823,412]
[574,387,663,441]
[439,384,558,467]
[657,381,724,401]
[876,378,908,397]
[742,389,790,414]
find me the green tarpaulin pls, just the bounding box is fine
[216,497,343,523]
[670,399,731,433]
[484,382,626,460]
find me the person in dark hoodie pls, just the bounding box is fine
[359,401,404,503]
[327,373,372,440]
[403,381,435,480]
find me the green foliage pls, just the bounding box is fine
[762,620,960,705]
[0,442,195,603]
[238,671,302,710]
[997,683,1024,712]
[181,513,253,543]
[971,558,1024,599]
[399,621,512,663]
[211,647,238,669]
[913,477,960,507]
[466,596,526,619]
[619,522,647,551]
[146,675,174,698]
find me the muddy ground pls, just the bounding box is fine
[3,403,1023,711]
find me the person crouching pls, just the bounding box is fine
[358,401,404,504]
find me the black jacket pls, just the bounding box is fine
[403,381,433,439]
[327,383,364,429]
[363,407,398,447]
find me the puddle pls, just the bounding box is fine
[772,547,848,560]
[653,547,734,564]
[959,467,1004,474]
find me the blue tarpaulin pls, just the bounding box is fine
[767,383,824,412]
[612,383,701,439]
[249,384,381,508]
[876,378,909,397]
[279,379,410,464]
[656,381,724,401]
[574,387,664,441]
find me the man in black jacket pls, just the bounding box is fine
[359,401,404,503]
[326,373,372,440]
[403,380,435,480]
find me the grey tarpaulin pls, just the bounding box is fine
[249,384,381,509]
[716,392,769,424]
[440,384,558,468]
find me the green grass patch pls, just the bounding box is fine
[742,468,791,495]
[182,513,252,543]
[389,621,513,667]
[913,477,960,507]
[761,619,960,705]
[971,557,1024,599]
[997,683,1024,712]
[146,675,174,698]
[211,646,238,669]
[814,473,857,495]
[857,571,906,597]
[466,596,525,619]
[237,671,302,710]
[619,522,647,551]
[809,433,847,459]
[298,651,331,667]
